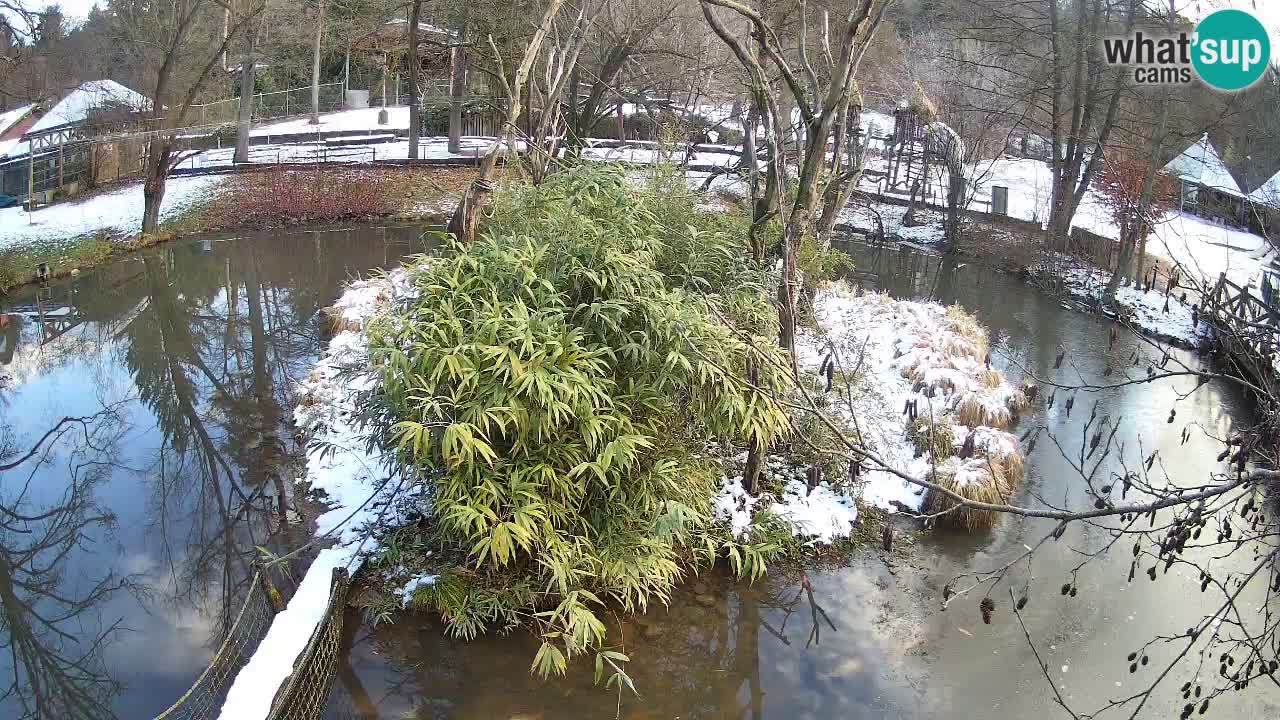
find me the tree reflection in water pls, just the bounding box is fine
[332,569,868,720]
[0,406,132,720]
[0,226,426,718]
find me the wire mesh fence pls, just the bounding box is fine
[265,568,352,720]
[190,83,346,127]
[149,564,352,720]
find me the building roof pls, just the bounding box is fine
[1248,168,1280,208]
[1162,132,1244,198]
[25,80,151,136]
[0,104,36,138]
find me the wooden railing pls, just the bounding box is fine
[1205,272,1280,381]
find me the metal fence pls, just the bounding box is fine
[190,83,346,127]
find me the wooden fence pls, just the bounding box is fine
[1205,272,1280,385]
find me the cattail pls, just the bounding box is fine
[1064,394,1074,417]
[882,524,893,552]
[806,465,822,492]
[1054,350,1065,369]
[980,596,995,624]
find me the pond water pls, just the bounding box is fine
[323,241,1279,719]
[0,225,429,719]
[3,232,1275,720]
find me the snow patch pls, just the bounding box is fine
[0,175,224,251]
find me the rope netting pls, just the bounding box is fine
[151,565,352,720]
[151,570,277,720]
[265,568,351,720]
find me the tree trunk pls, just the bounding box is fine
[407,0,422,158]
[233,25,257,163]
[447,8,468,154]
[310,0,324,125]
[142,139,172,234]
[944,171,963,253]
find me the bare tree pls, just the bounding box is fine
[407,0,423,158]
[310,0,326,125]
[113,0,267,233]
[447,0,569,243]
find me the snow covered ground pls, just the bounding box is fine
[0,175,225,252]
[176,136,496,170]
[251,106,411,137]
[714,285,1030,541]
[972,157,1275,288]
[854,153,1274,289]
[580,144,741,167]
[1033,256,1207,347]
[217,269,424,720]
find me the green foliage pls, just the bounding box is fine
[368,165,792,675]
[784,371,857,480]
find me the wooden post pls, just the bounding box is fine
[26,139,34,222]
[259,568,286,613]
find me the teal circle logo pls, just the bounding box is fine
[1192,9,1270,91]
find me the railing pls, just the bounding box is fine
[1205,272,1280,382]
[150,564,352,720]
[190,83,346,127]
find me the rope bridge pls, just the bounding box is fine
[151,566,352,720]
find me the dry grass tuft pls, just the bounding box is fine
[955,394,1013,430]
[924,460,1011,530]
[1001,451,1025,485]
[321,305,362,334]
[980,368,1004,389]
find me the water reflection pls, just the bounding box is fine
[335,562,922,720]
[332,239,1276,719]
[0,405,129,720]
[0,225,427,719]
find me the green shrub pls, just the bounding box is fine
[367,165,791,676]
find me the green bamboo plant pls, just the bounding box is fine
[367,166,792,678]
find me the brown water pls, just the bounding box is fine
[324,242,1280,720]
[0,225,429,719]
